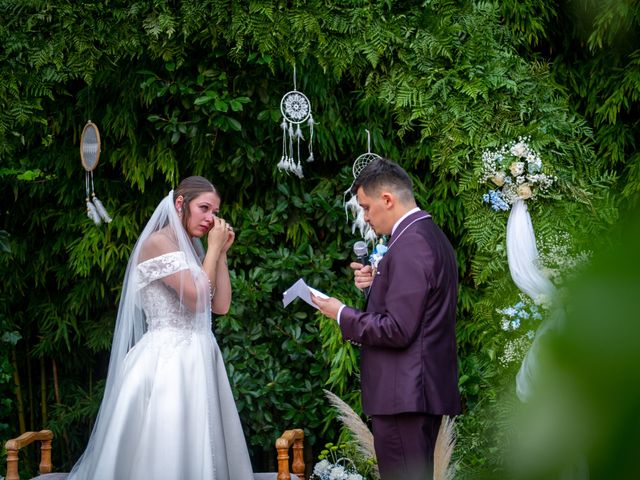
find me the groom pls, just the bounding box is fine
[313,158,461,480]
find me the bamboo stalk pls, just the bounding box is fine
[27,342,34,431]
[11,348,26,433]
[52,358,60,404]
[40,356,48,425]
[52,358,72,465]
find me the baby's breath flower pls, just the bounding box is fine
[500,335,534,366]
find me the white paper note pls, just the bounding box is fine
[282,278,329,309]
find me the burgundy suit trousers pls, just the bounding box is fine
[371,413,442,480]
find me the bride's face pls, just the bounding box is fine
[186,192,220,237]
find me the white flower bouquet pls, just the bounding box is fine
[481,137,555,211]
[311,443,370,480]
[312,458,364,480]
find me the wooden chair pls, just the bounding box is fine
[255,428,306,480]
[4,428,306,480]
[4,430,64,480]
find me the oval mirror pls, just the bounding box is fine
[80,121,101,172]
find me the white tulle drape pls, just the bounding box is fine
[506,199,555,303]
[506,199,556,402]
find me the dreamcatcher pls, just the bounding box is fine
[277,65,315,178]
[80,120,112,225]
[344,130,381,243]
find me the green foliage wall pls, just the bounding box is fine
[0,0,633,476]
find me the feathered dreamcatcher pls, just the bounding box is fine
[277,65,315,178]
[80,120,112,225]
[344,130,381,244]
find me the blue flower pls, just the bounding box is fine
[483,189,510,211]
[369,239,388,269]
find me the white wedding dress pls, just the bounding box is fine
[69,250,254,479]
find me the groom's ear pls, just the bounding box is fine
[381,191,394,209]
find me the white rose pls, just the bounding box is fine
[509,161,525,177]
[517,183,532,200]
[491,172,506,187]
[510,142,528,157]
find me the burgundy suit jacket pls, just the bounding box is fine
[340,210,461,416]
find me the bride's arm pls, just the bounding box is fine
[211,252,231,314]
[203,217,232,314]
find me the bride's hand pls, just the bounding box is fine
[207,217,227,253]
[221,224,235,253]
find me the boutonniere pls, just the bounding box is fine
[369,238,388,274]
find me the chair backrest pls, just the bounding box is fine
[275,428,305,480]
[4,430,54,480]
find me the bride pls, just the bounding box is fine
[69,176,254,479]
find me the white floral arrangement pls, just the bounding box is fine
[312,458,364,480]
[481,136,555,211]
[311,443,367,480]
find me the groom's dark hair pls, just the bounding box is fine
[352,158,414,204]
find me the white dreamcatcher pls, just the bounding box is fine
[277,65,315,178]
[344,129,381,244]
[80,120,112,225]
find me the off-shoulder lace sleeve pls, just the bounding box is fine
[136,251,189,290]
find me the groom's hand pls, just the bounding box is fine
[311,294,344,321]
[350,262,373,290]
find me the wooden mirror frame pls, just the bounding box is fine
[80,120,101,172]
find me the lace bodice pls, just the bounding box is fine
[136,251,208,332]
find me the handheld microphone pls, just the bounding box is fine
[352,241,370,296]
[353,241,369,266]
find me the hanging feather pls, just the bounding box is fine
[306,115,315,162]
[295,123,304,170]
[86,198,102,225]
[294,159,303,179]
[345,194,377,243]
[278,119,289,173]
[92,195,112,223]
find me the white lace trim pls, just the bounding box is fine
[136,251,188,290]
